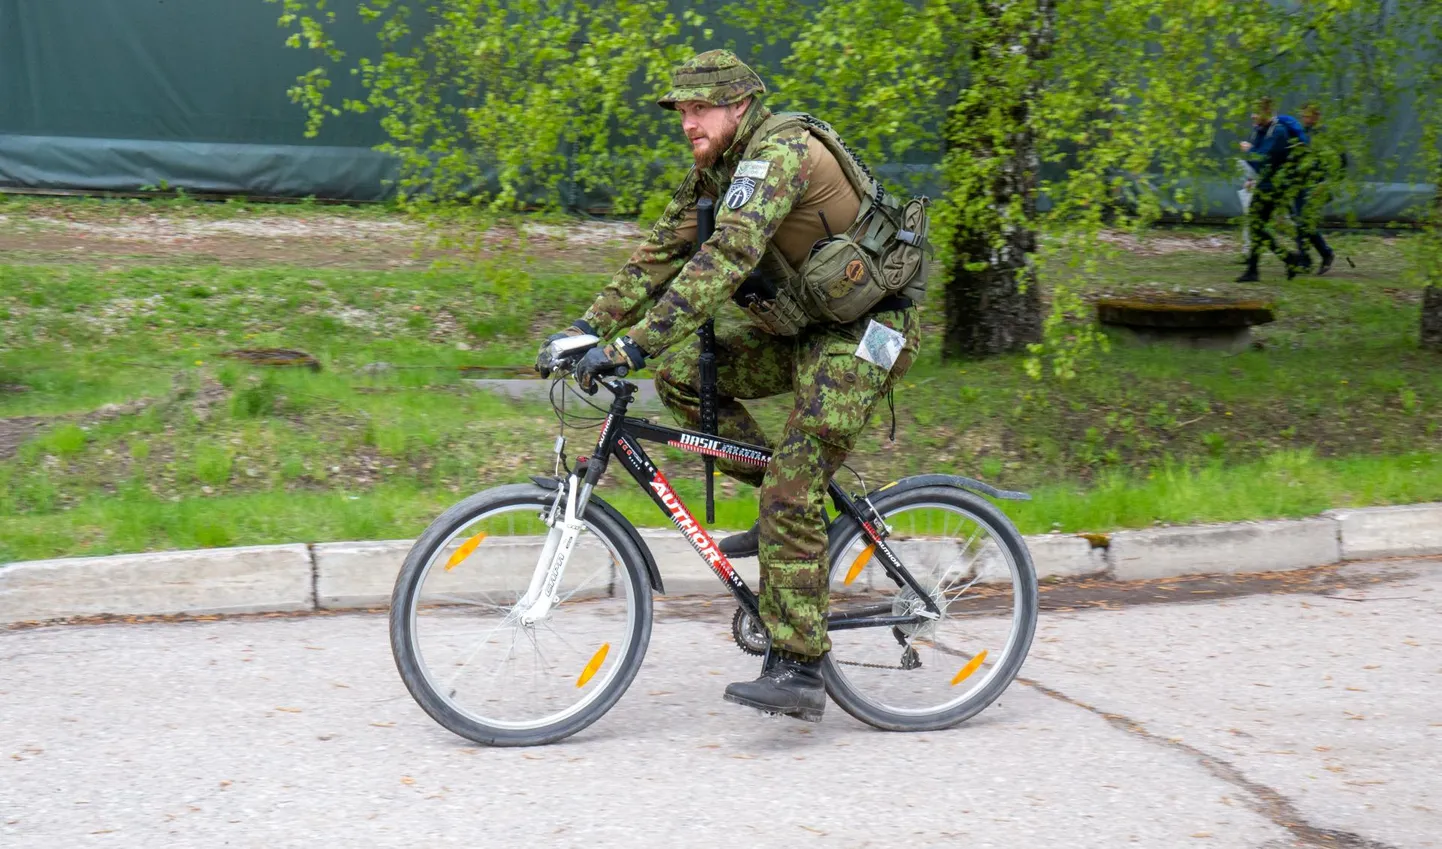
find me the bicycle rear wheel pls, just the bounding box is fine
[823,484,1037,731]
[390,483,653,747]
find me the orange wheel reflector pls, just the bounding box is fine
[444,532,487,571]
[843,545,875,586]
[576,643,610,688]
[950,649,988,686]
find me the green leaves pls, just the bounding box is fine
[274,0,693,214]
[268,0,1442,362]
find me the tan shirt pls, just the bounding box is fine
[771,135,862,267]
[663,135,861,269]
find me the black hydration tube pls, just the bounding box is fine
[695,197,718,523]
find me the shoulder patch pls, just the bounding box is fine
[735,160,770,179]
[725,176,758,210]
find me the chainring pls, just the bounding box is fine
[731,606,770,656]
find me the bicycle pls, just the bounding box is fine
[389,333,1039,746]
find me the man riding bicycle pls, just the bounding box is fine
[537,50,929,722]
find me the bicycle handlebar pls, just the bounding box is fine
[539,336,633,398]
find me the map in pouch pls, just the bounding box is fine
[855,319,905,372]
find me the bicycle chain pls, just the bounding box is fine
[833,658,909,671]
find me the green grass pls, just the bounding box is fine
[2,447,1438,564]
[0,261,598,417]
[2,203,1439,564]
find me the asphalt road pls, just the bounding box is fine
[3,559,1439,849]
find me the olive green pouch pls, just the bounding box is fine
[798,236,889,324]
[878,197,932,303]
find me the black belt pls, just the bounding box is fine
[869,294,913,314]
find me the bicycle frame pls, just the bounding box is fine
[562,377,943,632]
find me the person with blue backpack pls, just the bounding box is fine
[1237,98,1310,282]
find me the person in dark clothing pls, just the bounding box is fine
[1291,103,1337,274]
[1237,98,1308,282]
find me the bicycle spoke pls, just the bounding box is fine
[443,615,520,692]
[936,573,985,614]
[947,526,983,582]
[465,627,520,700]
[421,593,511,613]
[555,561,614,605]
[538,621,588,660]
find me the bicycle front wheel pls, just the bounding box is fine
[389,483,653,747]
[823,484,1037,731]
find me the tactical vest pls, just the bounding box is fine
[734,112,931,337]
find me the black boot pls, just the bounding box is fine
[724,654,826,722]
[1318,248,1335,275]
[718,520,760,559]
[1235,261,1260,283]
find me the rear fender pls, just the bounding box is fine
[868,474,1031,503]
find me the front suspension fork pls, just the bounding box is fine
[515,472,586,624]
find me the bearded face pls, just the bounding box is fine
[677,100,749,169]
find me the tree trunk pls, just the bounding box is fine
[941,0,1053,359]
[1425,182,1442,351]
[1423,286,1442,350]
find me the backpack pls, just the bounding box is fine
[1275,114,1309,145]
[735,112,932,336]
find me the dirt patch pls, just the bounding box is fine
[0,397,161,461]
[1095,230,1238,255]
[0,209,641,270]
[28,213,420,243]
[0,416,46,462]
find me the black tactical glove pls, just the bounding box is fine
[575,336,647,394]
[535,319,597,376]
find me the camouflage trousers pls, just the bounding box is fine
[654,307,920,659]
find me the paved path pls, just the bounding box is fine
[3,559,1439,848]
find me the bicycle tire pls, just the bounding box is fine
[821,483,1037,732]
[389,483,654,747]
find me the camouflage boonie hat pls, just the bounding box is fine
[657,49,766,111]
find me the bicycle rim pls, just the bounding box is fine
[826,492,1034,723]
[403,501,641,733]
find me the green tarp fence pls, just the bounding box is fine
[1,0,397,199]
[1,0,1436,220]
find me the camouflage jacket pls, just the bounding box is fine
[581,102,815,357]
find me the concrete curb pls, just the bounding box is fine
[1323,502,1442,560]
[3,504,1439,625]
[0,544,313,624]
[1107,518,1341,581]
